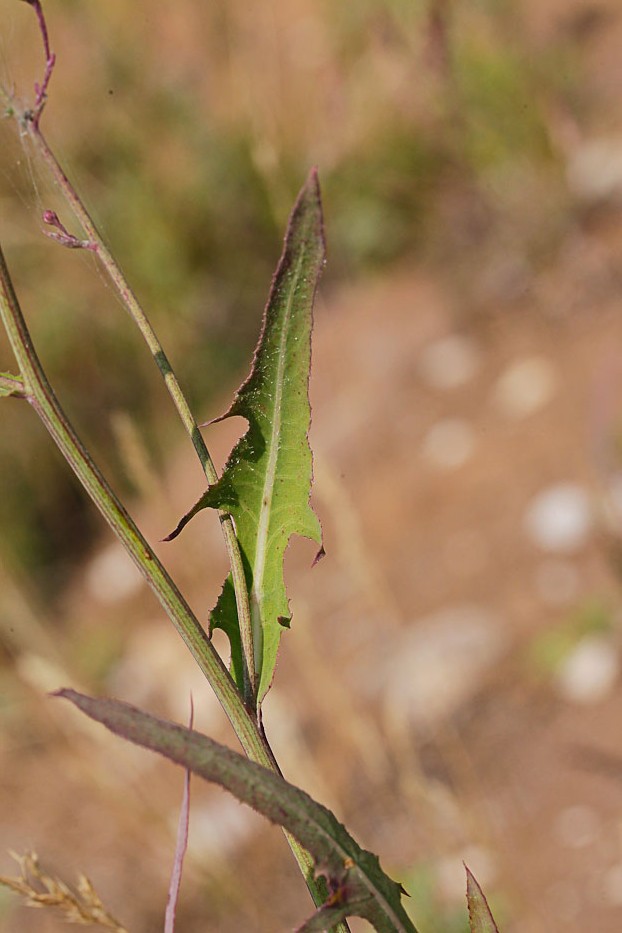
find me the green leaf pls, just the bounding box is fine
[57,689,418,933]
[466,866,500,933]
[168,169,325,702]
[0,372,24,397]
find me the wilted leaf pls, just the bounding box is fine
[168,169,325,702]
[465,865,500,933]
[57,689,418,933]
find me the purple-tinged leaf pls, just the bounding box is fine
[465,865,500,933]
[56,689,417,933]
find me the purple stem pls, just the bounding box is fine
[23,0,56,126]
[42,210,97,251]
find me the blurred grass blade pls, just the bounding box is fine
[465,866,499,933]
[57,689,418,933]
[164,698,194,933]
[167,169,325,702]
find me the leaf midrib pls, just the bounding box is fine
[251,254,305,667]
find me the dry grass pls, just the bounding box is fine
[0,852,128,931]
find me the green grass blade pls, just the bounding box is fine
[57,689,417,933]
[168,169,325,702]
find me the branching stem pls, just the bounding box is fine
[4,5,350,927]
[0,242,248,751]
[16,2,257,705]
[21,0,55,127]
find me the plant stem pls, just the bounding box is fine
[28,1,55,127]
[27,118,258,705]
[10,0,257,701]
[0,242,244,745]
[2,13,256,693]
[0,244,342,923]
[6,8,350,925]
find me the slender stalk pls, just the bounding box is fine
[28,118,258,704]
[6,9,350,926]
[0,243,248,750]
[8,0,256,701]
[0,244,339,921]
[24,0,55,128]
[3,58,255,702]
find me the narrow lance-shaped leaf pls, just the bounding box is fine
[168,169,325,702]
[465,865,500,933]
[57,689,418,933]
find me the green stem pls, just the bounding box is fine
[0,242,248,747]
[0,244,343,923]
[24,118,257,705]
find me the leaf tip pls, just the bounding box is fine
[308,164,320,189]
[163,492,211,541]
[465,863,500,933]
[50,687,70,700]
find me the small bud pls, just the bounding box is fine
[41,212,97,251]
[42,209,60,227]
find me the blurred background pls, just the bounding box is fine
[2,0,622,929]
